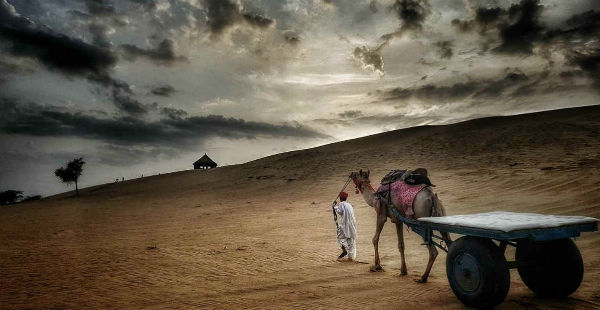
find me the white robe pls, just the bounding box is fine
[334,201,357,239]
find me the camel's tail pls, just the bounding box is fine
[433,193,453,246]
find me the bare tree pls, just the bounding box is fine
[55,157,86,197]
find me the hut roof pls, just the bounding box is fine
[194,153,217,166]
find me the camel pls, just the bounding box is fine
[350,169,452,283]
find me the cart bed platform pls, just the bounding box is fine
[417,211,598,241]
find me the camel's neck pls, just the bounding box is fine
[360,182,377,209]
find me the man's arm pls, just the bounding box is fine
[334,202,344,215]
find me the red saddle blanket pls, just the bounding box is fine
[376,181,427,219]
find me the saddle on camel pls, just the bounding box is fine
[375,168,434,220]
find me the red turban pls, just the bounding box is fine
[339,191,348,199]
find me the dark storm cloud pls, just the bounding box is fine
[88,74,151,116]
[544,10,600,87]
[160,107,188,119]
[542,9,600,45]
[563,10,600,38]
[372,0,431,49]
[354,0,430,74]
[434,41,453,59]
[0,99,164,143]
[0,99,328,148]
[452,0,560,56]
[452,7,504,34]
[120,39,186,65]
[111,88,152,116]
[384,81,479,101]
[242,13,274,28]
[151,85,176,97]
[0,0,117,77]
[203,0,239,37]
[163,115,325,140]
[202,0,274,39]
[566,46,600,89]
[449,0,599,91]
[450,1,544,55]
[391,0,431,33]
[380,72,532,102]
[451,1,600,87]
[0,0,149,116]
[494,0,544,55]
[476,7,504,29]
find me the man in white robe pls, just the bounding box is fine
[334,191,357,260]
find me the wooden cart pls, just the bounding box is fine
[390,210,598,309]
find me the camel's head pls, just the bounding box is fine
[350,169,371,193]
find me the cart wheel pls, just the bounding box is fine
[516,238,583,297]
[446,236,510,309]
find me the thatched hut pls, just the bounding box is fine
[193,153,218,170]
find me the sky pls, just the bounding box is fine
[1,0,599,196]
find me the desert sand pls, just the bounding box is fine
[2,105,600,309]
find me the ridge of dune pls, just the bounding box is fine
[2,105,600,309]
[43,104,600,201]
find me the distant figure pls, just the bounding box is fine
[122,177,124,181]
[115,178,118,183]
[334,192,357,261]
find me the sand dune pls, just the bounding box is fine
[2,105,600,309]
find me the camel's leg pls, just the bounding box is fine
[370,214,386,272]
[395,221,407,275]
[415,244,438,283]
